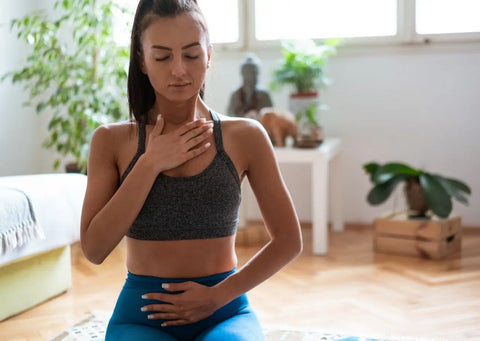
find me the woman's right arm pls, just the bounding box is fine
[80,118,213,264]
[80,124,158,264]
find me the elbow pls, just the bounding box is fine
[292,234,303,258]
[288,227,303,259]
[81,242,107,265]
[80,233,108,265]
[275,230,303,260]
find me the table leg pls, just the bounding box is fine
[312,157,328,255]
[331,154,344,232]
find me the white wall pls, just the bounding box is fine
[0,0,44,175]
[205,45,480,226]
[1,2,479,225]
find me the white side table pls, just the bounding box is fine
[239,138,343,255]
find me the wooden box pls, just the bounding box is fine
[373,213,462,259]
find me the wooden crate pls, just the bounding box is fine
[373,213,462,259]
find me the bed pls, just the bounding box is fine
[0,173,87,321]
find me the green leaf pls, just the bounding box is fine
[363,162,380,182]
[5,0,131,170]
[435,175,470,205]
[373,162,421,184]
[439,176,471,195]
[419,173,452,218]
[367,176,405,205]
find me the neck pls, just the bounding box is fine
[147,95,210,128]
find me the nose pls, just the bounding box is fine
[171,56,186,77]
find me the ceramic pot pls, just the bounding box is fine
[288,92,323,148]
[404,179,428,218]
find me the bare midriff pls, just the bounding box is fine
[126,235,237,278]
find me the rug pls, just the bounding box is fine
[50,311,419,341]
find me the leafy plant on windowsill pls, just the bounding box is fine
[363,162,472,219]
[1,0,131,173]
[270,38,342,95]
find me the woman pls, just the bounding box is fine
[80,0,302,340]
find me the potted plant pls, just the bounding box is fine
[270,38,341,148]
[1,0,130,173]
[363,161,472,219]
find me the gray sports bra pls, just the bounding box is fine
[119,111,241,241]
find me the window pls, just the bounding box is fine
[198,0,240,44]
[114,1,480,49]
[255,0,397,41]
[113,0,240,46]
[415,0,480,35]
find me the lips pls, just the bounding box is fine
[169,82,190,87]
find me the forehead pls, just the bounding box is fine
[142,13,206,48]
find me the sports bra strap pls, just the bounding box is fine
[210,111,224,152]
[119,116,146,184]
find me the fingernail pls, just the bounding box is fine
[141,295,147,299]
[161,323,167,327]
[157,114,162,121]
[148,314,154,320]
[162,283,170,289]
[140,306,147,312]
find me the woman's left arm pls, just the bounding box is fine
[214,119,303,304]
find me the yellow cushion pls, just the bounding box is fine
[0,245,72,321]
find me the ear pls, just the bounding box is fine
[206,44,212,68]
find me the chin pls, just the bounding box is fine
[166,89,199,102]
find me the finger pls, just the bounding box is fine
[146,312,178,320]
[161,281,194,292]
[183,127,213,149]
[151,114,165,136]
[141,303,176,313]
[175,119,207,136]
[181,123,213,143]
[142,293,176,303]
[185,142,212,158]
[161,319,190,327]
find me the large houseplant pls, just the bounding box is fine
[270,39,341,148]
[2,0,130,173]
[363,161,471,219]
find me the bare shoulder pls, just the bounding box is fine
[92,119,136,140]
[91,120,137,151]
[216,112,269,145]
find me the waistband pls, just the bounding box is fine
[125,268,236,290]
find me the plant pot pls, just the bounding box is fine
[289,92,324,148]
[65,162,83,174]
[404,179,428,218]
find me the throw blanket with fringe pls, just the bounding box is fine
[0,187,45,254]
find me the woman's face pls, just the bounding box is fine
[140,13,211,103]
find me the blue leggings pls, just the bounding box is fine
[106,269,264,340]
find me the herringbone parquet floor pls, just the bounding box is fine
[1,223,479,341]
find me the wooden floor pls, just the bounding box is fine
[1,223,480,341]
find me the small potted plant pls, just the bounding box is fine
[270,39,341,148]
[1,0,130,173]
[363,161,472,219]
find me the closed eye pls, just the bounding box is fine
[155,56,170,61]
[185,55,199,60]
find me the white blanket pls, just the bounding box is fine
[0,173,87,266]
[0,187,45,254]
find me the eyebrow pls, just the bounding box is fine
[151,42,201,51]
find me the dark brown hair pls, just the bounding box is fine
[128,0,209,122]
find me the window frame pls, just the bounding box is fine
[211,0,480,50]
